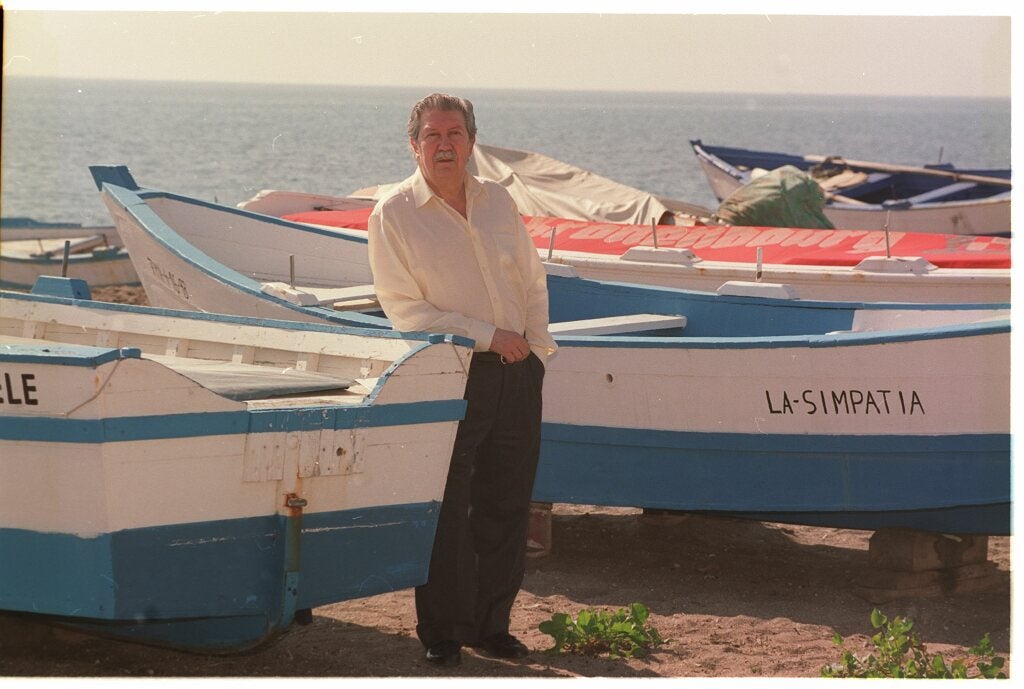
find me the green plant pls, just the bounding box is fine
[539,602,666,659]
[820,608,1007,678]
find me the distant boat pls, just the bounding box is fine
[0,276,472,652]
[1,216,121,242]
[0,231,138,290]
[1,216,135,290]
[690,140,1011,236]
[243,195,1011,304]
[93,165,1011,536]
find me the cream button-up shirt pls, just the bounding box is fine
[368,168,557,361]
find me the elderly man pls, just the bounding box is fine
[367,93,556,667]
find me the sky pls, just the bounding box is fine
[0,2,1013,98]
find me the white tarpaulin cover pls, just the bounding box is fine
[358,143,703,225]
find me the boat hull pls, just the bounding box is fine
[691,141,1012,236]
[269,199,1012,304]
[0,289,472,652]
[92,167,1012,537]
[0,238,138,290]
[0,218,121,242]
[1,502,436,652]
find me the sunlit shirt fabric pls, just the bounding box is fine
[368,168,557,361]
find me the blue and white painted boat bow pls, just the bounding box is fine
[0,225,137,290]
[0,278,473,652]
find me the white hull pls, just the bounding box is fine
[0,222,122,242]
[243,190,1011,304]
[548,248,1009,304]
[0,286,473,649]
[1,290,471,535]
[92,167,1011,535]
[1,236,138,289]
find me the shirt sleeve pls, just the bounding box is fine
[368,204,498,351]
[510,201,559,362]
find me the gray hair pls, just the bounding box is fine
[406,93,477,140]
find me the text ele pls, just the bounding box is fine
[0,372,39,405]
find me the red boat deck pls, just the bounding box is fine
[283,208,1010,269]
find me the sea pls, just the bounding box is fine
[1,77,1012,228]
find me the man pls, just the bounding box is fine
[367,93,556,667]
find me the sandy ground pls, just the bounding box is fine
[0,508,1011,680]
[0,287,1011,680]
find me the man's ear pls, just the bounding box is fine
[409,139,420,160]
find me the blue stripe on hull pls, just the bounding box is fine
[533,424,1010,535]
[545,274,856,337]
[0,502,438,652]
[0,400,466,442]
[297,503,440,608]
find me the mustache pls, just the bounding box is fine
[434,150,456,162]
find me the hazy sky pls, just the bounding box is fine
[1,3,1012,98]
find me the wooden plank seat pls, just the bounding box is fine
[260,282,379,311]
[144,353,357,401]
[30,234,118,258]
[902,181,978,205]
[0,334,357,402]
[549,313,686,336]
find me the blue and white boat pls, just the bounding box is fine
[90,165,1011,537]
[1,216,121,242]
[1,217,137,290]
[0,276,472,652]
[690,140,1012,236]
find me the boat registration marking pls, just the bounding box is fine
[146,257,191,300]
[764,388,925,416]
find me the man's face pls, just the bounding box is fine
[410,108,475,192]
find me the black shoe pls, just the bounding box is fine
[470,632,529,659]
[425,640,462,666]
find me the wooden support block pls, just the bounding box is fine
[857,562,1002,604]
[868,528,988,572]
[856,528,1000,603]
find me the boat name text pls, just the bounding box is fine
[146,258,191,300]
[765,389,924,415]
[0,372,39,405]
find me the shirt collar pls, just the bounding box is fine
[409,167,483,209]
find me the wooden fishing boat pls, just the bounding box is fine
[1,216,135,290]
[690,140,1011,236]
[245,197,1011,304]
[0,233,138,290]
[0,276,472,652]
[92,165,1011,536]
[1,216,121,242]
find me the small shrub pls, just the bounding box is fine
[539,602,666,659]
[821,608,1007,679]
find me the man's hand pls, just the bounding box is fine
[489,328,531,363]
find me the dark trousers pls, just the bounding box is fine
[415,351,545,647]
